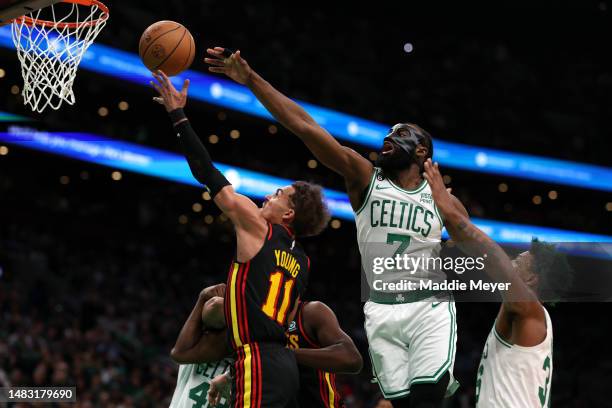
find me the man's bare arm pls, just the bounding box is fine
[423,160,541,317]
[171,285,231,363]
[293,302,363,374]
[151,70,268,255]
[171,331,231,364]
[205,48,373,209]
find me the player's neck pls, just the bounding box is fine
[389,163,423,190]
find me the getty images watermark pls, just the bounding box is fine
[360,242,611,303]
[370,253,511,293]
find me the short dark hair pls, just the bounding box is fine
[530,238,573,304]
[290,181,331,237]
[406,123,434,160]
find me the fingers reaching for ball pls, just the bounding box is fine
[204,47,253,85]
[150,70,189,112]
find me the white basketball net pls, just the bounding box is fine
[11,1,108,112]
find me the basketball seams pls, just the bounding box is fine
[153,27,187,72]
[179,31,194,74]
[139,23,182,59]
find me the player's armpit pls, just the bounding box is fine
[501,299,546,321]
[497,305,547,347]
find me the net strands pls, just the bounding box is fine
[11,1,108,112]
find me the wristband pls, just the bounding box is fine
[169,108,187,125]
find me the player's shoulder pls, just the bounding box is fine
[302,301,336,321]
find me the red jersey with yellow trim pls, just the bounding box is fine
[286,302,343,408]
[225,223,310,349]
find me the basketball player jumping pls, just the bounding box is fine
[152,70,331,407]
[423,159,572,407]
[205,48,468,406]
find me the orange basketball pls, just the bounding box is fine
[139,21,195,77]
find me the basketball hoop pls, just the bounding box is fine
[10,0,109,112]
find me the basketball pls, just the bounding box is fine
[138,20,195,77]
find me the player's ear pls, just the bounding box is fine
[282,208,295,225]
[525,270,539,288]
[415,144,429,158]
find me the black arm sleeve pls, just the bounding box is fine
[170,108,230,197]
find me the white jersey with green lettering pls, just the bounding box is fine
[355,167,445,294]
[475,307,553,407]
[170,360,232,408]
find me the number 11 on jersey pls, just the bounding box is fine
[262,271,295,325]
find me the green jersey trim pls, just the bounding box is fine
[355,168,378,216]
[493,325,513,348]
[387,177,428,195]
[434,203,444,226]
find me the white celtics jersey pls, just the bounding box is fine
[170,360,232,408]
[475,307,553,407]
[355,167,445,294]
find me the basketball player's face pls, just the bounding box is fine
[261,185,296,224]
[375,123,420,170]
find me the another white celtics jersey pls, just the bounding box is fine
[170,360,232,408]
[355,167,445,294]
[475,307,553,407]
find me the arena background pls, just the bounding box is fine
[1,1,611,406]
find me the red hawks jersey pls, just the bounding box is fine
[225,223,310,349]
[286,302,343,408]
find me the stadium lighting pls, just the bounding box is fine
[1,26,609,191]
[2,126,611,254]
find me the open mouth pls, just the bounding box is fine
[381,141,395,155]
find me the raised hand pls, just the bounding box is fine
[423,159,454,215]
[205,47,253,85]
[151,70,190,112]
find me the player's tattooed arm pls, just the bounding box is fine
[171,285,231,363]
[423,160,540,315]
[205,47,373,197]
[293,302,363,374]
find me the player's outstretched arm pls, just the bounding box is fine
[170,284,231,363]
[205,48,373,209]
[423,159,541,316]
[152,70,268,256]
[293,301,363,374]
